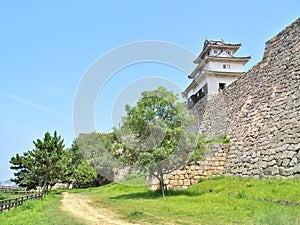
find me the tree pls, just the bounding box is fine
[74,161,97,188]
[76,132,121,184]
[65,140,84,184]
[114,87,197,197]
[66,140,100,187]
[10,152,38,190]
[10,131,68,191]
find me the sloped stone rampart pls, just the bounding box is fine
[198,18,300,179]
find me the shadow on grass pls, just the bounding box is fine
[110,189,206,200]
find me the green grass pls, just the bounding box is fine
[0,191,87,225]
[0,193,14,200]
[0,192,28,200]
[0,177,299,225]
[80,176,300,225]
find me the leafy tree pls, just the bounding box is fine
[10,131,68,191]
[114,87,197,197]
[76,132,120,184]
[65,140,84,183]
[66,140,101,187]
[74,161,97,188]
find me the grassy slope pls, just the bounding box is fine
[0,177,299,225]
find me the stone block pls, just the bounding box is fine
[282,158,291,167]
[216,166,224,171]
[265,167,272,175]
[268,149,276,155]
[289,158,298,166]
[191,179,198,185]
[271,165,279,175]
[261,161,268,169]
[170,180,179,186]
[250,158,259,164]
[166,185,173,190]
[268,154,275,161]
[277,159,282,166]
[190,165,196,170]
[179,170,186,175]
[287,144,295,151]
[179,175,185,180]
[188,174,194,179]
[183,179,191,186]
[262,155,269,161]
[293,164,300,173]
[279,167,293,176]
[294,143,300,151]
[268,160,277,166]
[287,151,296,159]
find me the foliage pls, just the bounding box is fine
[10,131,68,191]
[74,161,97,188]
[202,134,230,144]
[10,153,38,190]
[76,132,120,184]
[189,145,206,161]
[66,141,97,187]
[114,87,197,196]
[118,171,147,186]
[66,141,84,174]
[189,133,230,161]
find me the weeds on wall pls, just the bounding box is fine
[189,133,230,161]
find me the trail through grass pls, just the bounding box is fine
[61,191,134,224]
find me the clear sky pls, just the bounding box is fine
[0,1,299,181]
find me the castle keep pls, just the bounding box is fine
[183,39,250,109]
[150,18,300,190]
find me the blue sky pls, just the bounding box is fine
[0,1,299,181]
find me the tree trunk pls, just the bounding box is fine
[158,167,165,197]
[42,175,48,193]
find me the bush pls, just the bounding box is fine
[74,161,97,188]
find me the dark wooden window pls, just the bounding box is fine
[187,83,208,108]
[219,83,226,91]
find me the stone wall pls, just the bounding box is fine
[165,145,229,190]
[147,144,229,190]
[189,96,208,132]
[199,18,300,178]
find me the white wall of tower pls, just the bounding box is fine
[204,61,244,73]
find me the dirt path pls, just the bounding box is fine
[61,192,137,225]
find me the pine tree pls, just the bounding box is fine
[10,131,68,191]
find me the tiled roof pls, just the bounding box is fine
[203,39,241,50]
